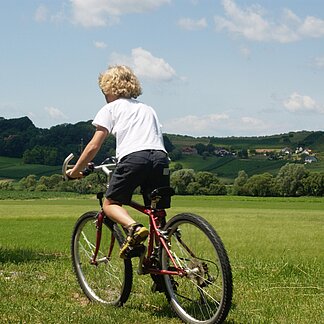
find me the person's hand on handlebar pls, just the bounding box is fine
[66,168,84,180]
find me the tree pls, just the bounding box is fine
[49,174,63,190]
[195,172,226,195]
[195,172,214,187]
[1,135,25,157]
[71,173,105,194]
[172,162,183,171]
[206,143,215,155]
[237,149,248,159]
[0,180,14,190]
[19,174,37,191]
[23,146,44,164]
[274,163,309,197]
[195,143,206,155]
[37,174,62,190]
[232,170,248,195]
[35,184,47,192]
[163,135,174,153]
[302,172,324,196]
[170,169,195,195]
[187,182,201,195]
[173,170,227,196]
[208,182,227,195]
[169,148,182,161]
[244,173,274,197]
[43,147,59,165]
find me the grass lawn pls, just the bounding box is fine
[0,195,323,323]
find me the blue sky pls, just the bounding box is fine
[1,0,324,137]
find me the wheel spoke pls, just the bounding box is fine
[161,213,232,323]
[71,212,132,306]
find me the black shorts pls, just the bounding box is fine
[106,150,171,208]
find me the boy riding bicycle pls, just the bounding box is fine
[66,65,170,258]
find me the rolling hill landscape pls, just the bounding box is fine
[0,116,323,183]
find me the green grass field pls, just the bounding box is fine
[0,194,323,323]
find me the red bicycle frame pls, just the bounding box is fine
[92,200,185,277]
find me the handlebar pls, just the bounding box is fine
[62,153,75,181]
[62,153,117,181]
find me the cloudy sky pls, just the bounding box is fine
[1,0,324,137]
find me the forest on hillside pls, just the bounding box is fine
[1,116,323,166]
[1,117,324,196]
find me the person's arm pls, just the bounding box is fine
[66,126,108,179]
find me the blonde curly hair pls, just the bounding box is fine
[98,65,142,99]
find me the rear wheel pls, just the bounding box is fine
[71,211,132,306]
[160,213,232,323]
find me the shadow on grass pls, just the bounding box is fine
[125,296,237,324]
[0,247,67,264]
[124,300,177,322]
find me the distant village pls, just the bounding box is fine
[257,146,318,164]
[180,145,318,164]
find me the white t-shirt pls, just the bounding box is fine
[92,98,166,161]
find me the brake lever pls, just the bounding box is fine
[82,162,95,176]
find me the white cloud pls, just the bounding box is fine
[178,18,207,31]
[241,116,264,127]
[299,16,324,38]
[132,48,177,81]
[34,5,48,22]
[110,47,178,82]
[44,107,68,120]
[214,0,324,43]
[94,41,107,49]
[164,113,229,135]
[164,113,272,136]
[283,92,324,113]
[230,116,269,133]
[34,4,66,24]
[70,0,170,27]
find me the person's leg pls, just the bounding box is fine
[103,152,152,258]
[103,198,135,228]
[103,197,149,259]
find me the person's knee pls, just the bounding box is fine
[104,197,122,207]
[103,198,120,215]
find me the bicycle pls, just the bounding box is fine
[63,153,233,324]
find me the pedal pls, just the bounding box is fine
[124,244,146,259]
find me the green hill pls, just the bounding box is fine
[0,156,61,180]
[1,117,323,182]
[167,130,324,151]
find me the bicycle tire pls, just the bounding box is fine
[71,211,132,306]
[160,213,232,324]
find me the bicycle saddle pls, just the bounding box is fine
[150,187,175,200]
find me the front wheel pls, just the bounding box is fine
[160,213,232,323]
[71,211,132,306]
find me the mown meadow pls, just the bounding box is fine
[0,193,323,323]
